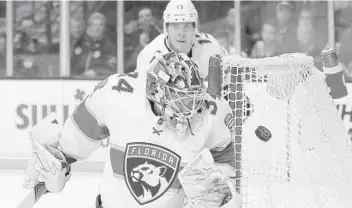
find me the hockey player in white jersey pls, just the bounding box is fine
[23,52,242,208]
[136,0,225,79]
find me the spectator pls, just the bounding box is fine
[70,5,86,48]
[9,2,62,78]
[298,6,315,27]
[224,8,239,54]
[275,1,294,39]
[251,19,278,58]
[71,12,117,78]
[14,2,60,54]
[296,25,324,68]
[125,31,151,73]
[296,7,324,69]
[137,6,162,41]
[213,8,251,56]
[274,1,299,54]
[12,18,50,78]
[124,12,139,68]
[14,19,41,54]
[123,6,161,72]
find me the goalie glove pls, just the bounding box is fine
[23,113,71,193]
[24,134,70,193]
[178,149,242,208]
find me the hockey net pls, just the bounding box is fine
[211,53,352,207]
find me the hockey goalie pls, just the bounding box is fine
[22,50,242,208]
[22,49,352,208]
[22,0,238,207]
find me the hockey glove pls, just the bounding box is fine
[23,133,71,193]
[23,113,70,193]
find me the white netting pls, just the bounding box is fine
[220,53,352,207]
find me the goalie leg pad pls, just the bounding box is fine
[179,149,242,208]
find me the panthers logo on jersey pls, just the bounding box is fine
[123,142,181,205]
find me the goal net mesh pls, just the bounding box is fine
[219,53,352,207]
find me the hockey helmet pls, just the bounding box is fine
[146,52,206,118]
[163,0,198,33]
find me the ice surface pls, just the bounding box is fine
[0,170,103,208]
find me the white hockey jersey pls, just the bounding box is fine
[135,32,226,79]
[57,73,235,208]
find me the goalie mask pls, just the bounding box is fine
[146,52,206,120]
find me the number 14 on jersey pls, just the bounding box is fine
[112,72,138,93]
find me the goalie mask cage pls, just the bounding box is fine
[216,53,352,207]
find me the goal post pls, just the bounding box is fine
[208,53,352,207]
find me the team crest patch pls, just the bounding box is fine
[123,142,181,205]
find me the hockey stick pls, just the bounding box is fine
[17,182,48,208]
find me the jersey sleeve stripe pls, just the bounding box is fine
[72,101,109,141]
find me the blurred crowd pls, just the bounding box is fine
[244,1,328,70]
[123,5,163,73]
[0,1,351,81]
